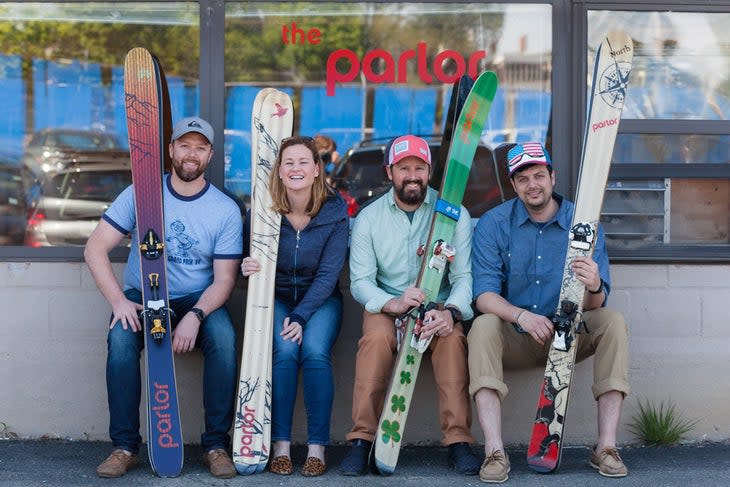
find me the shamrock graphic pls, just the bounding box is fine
[406,354,415,365]
[400,371,412,384]
[381,420,401,444]
[391,394,406,413]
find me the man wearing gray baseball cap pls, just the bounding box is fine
[87,113,243,479]
[171,116,215,144]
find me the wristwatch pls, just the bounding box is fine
[190,307,206,323]
[589,279,605,294]
[445,306,462,323]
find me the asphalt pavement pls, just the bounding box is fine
[1,440,729,487]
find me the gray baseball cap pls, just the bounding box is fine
[171,116,214,144]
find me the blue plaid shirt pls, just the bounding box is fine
[472,194,610,319]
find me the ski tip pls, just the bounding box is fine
[152,467,183,478]
[235,462,267,475]
[526,457,558,474]
[374,459,394,476]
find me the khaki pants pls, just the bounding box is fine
[467,308,630,401]
[346,310,475,445]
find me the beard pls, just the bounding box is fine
[395,178,427,206]
[172,158,206,182]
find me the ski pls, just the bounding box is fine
[429,74,474,191]
[526,30,633,473]
[373,71,499,475]
[232,88,293,475]
[124,47,183,477]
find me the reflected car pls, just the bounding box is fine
[0,162,35,245]
[25,161,132,247]
[330,137,515,218]
[224,128,252,205]
[23,128,129,179]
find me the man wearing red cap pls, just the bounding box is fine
[340,135,480,476]
[468,142,630,482]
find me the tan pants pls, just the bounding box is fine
[346,310,475,445]
[468,308,630,401]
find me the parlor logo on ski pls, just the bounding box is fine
[237,405,258,458]
[152,382,180,448]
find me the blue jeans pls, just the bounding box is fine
[106,288,237,453]
[272,295,342,445]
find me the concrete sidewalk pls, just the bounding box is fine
[1,440,729,486]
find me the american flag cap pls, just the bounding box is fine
[507,141,551,176]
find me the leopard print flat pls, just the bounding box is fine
[269,455,293,475]
[300,456,326,477]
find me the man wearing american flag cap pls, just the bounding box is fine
[467,141,630,482]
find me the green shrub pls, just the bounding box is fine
[627,398,698,446]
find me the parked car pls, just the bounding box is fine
[223,128,252,204]
[0,161,35,245]
[330,137,515,218]
[22,128,129,180]
[25,161,132,247]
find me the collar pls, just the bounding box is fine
[514,193,570,230]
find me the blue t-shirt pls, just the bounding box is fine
[104,175,243,299]
[472,194,610,318]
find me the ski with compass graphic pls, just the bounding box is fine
[527,30,633,474]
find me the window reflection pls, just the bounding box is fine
[224,3,552,216]
[589,11,730,120]
[0,2,199,247]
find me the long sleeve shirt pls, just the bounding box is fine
[350,186,474,319]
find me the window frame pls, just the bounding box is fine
[581,1,730,262]
[4,0,729,262]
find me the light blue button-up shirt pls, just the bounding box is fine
[350,186,474,319]
[472,194,610,319]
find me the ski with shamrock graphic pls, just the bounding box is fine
[373,71,499,475]
[124,47,183,477]
[232,88,293,475]
[527,30,633,473]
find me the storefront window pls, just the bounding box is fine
[224,3,552,216]
[589,10,730,256]
[0,2,199,247]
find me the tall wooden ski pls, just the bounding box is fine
[232,89,293,475]
[527,31,633,473]
[124,47,183,477]
[373,71,499,475]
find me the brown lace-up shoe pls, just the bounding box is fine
[202,448,236,479]
[479,449,510,483]
[590,446,628,477]
[301,456,326,476]
[96,449,139,478]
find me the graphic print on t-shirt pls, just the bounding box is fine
[166,219,201,264]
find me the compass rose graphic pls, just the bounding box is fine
[598,60,630,109]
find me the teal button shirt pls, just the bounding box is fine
[349,186,474,319]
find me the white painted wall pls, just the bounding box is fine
[1,262,727,446]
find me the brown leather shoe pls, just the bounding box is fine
[301,456,326,477]
[479,449,510,483]
[269,455,293,475]
[202,448,236,479]
[590,446,628,477]
[96,449,139,478]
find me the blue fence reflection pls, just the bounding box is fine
[0,54,558,197]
